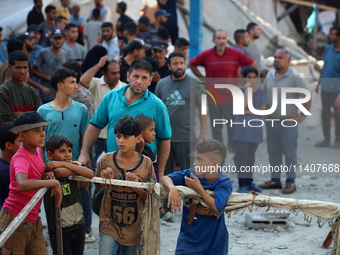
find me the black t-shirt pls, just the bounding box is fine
[0,158,10,209]
[120,57,130,84]
[27,7,45,26]
[145,57,171,93]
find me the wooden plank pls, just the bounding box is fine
[55,195,63,255]
[280,0,338,12]
[68,176,161,195]
[277,4,299,22]
[313,6,319,50]
[0,187,48,248]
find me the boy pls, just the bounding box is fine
[96,116,156,255]
[44,135,94,255]
[0,111,62,255]
[37,67,94,242]
[161,139,233,255]
[0,123,23,209]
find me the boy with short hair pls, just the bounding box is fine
[44,134,94,255]
[0,122,23,209]
[96,116,156,255]
[0,111,62,255]
[161,139,233,255]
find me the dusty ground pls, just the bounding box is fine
[41,120,340,255]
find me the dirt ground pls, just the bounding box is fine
[41,120,340,255]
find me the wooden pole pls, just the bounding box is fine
[55,195,63,255]
[0,187,48,248]
[313,5,319,50]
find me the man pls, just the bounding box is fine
[188,30,255,150]
[174,37,189,60]
[17,32,51,97]
[146,9,170,42]
[55,16,68,30]
[83,8,101,51]
[232,29,250,78]
[158,0,184,44]
[62,23,87,63]
[120,38,151,83]
[147,40,170,93]
[244,22,261,72]
[78,59,171,179]
[116,1,133,39]
[157,27,174,57]
[27,24,44,84]
[136,16,150,43]
[259,49,311,194]
[155,51,207,174]
[38,5,56,47]
[87,0,111,22]
[0,51,41,123]
[55,0,71,23]
[70,4,87,46]
[33,28,68,103]
[315,27,340,149]
[122,21,137,44]
[80,56,125,168]
[27,0,44,26]
[98,22,120,61]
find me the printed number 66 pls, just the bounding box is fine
[113,206,135,225]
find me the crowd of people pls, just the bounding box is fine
[0,0,339,254]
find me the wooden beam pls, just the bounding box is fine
[280,0,338,12]
[277,4,299,22]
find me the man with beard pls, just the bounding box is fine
[146,9,170,42]
[259,49,311,194]
[232,29,251,78]
[78,59,171,181]
[147,40,170,93]
[27,0,45,26]
[98,22,120,61]
[244,22,261,72]
[188,29,255,152]
[33,28,68,103]
[155,51,207,174]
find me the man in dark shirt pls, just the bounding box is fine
[120,38,151,83]
[116,1,133,39]
[146,40,170,93]
[27,0,45,26]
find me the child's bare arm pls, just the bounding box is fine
[16,173,62,207]
[126,172,147,200]
[161,176,181,213]
[184,173,220,214]
[46,161,94,179]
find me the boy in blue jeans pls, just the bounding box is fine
[161,139,233,255]
[44,135,94,255]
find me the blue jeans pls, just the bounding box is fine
[80,187,92,233]
[99,234,141,255]
[266,121,297,184]
[91,138,107,169]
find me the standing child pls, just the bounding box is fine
[233,66,267,193]
[0,123,23,209]
[0,111,62,255]
[44,135,94,255]
[161,139,233,255]
[96,116,156,255]
[134,114,159,181]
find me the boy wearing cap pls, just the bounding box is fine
[0,111,62,255]
[33,28,68,103]
[120,38,151,83]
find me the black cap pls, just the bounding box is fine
[17,32,36,41]
[10,112,49,134]
[155,9,171,17]
[51,28,65,38]
[27,24,43,33]
[127,38,152,52]
[152,40,168,51]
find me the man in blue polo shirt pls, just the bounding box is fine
[78,59,171,177]
[315,27,340,149]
